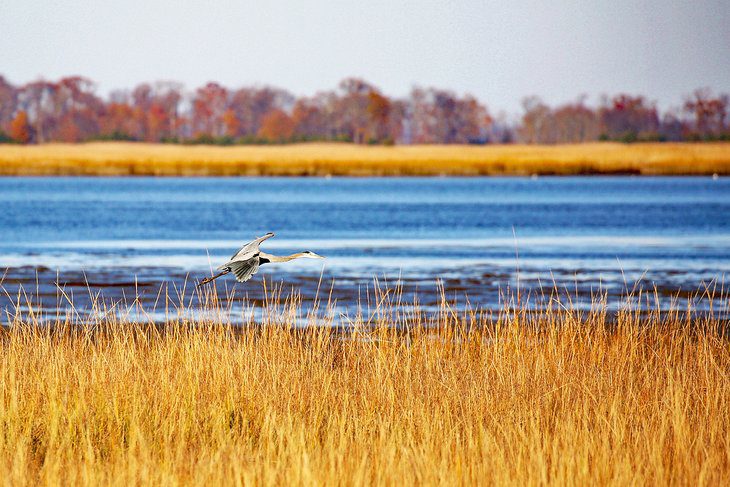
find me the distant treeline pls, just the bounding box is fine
[0,75,728,145]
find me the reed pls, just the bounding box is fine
[0,282,728,486]
[1,141,729,176]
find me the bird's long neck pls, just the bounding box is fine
[259,251,307,263]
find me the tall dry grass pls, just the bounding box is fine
[0,283,728,486]
[0,141,729,176]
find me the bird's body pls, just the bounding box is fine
[198,232,323,286]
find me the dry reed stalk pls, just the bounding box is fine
[0,280,728,485]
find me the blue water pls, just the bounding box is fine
[1,176,729,318]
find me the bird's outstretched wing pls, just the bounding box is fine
[229,257,261,282]
[230,232,274,259]
[219,232,274,267]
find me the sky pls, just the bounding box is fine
[1,0,728,115]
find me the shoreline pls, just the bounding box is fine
[1,141,729,176]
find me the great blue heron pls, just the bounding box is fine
[197,232,324,286]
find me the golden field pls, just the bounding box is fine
[1,288,729,486]
[0,141,729,176]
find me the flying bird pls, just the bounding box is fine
[197,232,324,286]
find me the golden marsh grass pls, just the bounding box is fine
[0,141,729,176]
[1,284,729,485]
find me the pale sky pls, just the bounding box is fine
[1,0,728,114]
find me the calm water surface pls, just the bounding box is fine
[1,176,728,320]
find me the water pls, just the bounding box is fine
[1,176,729,321]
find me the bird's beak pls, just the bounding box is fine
[309,252,325,259]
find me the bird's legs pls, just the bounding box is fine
[197,268,231,287]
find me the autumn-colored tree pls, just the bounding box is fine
[366,91,391,142]
[258,109,294,142]
[222,109,240,137]
[151,82,183,140]
[227,89,256,137]
[16,80,56,143]
[518,96,555,143]
[227,87,293,138]
[12,77,103,142]
[599,94,659,141]
[51,77,103,141]
[330,78,403,143]
[334,78,376,143]
[100,102,137,139]
[552,97,599,143]
[410,88,489,143]
[146,103,168,142]
[9,110,31,143]
[385,99,406,143]
[291,98,329,140]
[192,83,229,138]
[684,88,728,139]
[0,76,17,130]
[124,82,182,141]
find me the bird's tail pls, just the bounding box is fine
[197,269,230,287]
